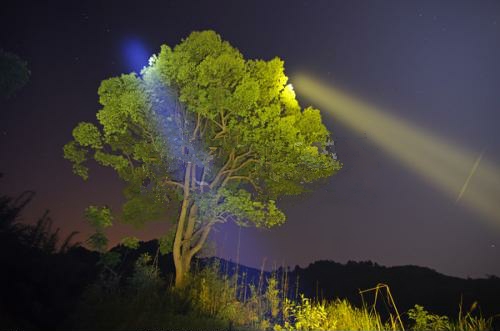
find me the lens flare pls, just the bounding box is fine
[122,38,150,72]
[294,73,500,227]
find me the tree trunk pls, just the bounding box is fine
[172,162,192,287]
[173,203,209,287]
[172,162,213,287]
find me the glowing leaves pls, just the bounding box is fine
[216,189,285,228]
[72,122,102,149]
[133,141,159,164]
[230,78,260,113]
[97,73,149,136]
[197,52,245,89]
[63,141,89,180]
[280,84,300,116]
[163,31,225,86]
[148,45,172,84]
[247,57,288,104]
[158,30,342,203]
[169,30,233,74]
[63,31,342,270]
[63,122,104,180]
[94,150,128,172]
[297,107,329,146]
[163,30,246,120]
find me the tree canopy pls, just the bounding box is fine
[64,30,341,286]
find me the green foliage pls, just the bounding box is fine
[121,236,140,249]
[85,205,113,229]
[204,188,285,228]
[122,190,168,227]
[265,277,280,319]
[453,302,495,331]
[63,141,88,180]
[64,29,341,231]
[158,228,176,255]
[289,295,329,330]
[159,31,342,197]
[72,122,103,149]
[71,253,497,331]
[405,302,496,331]
[84,205,113,252]
[64,31,342,285]
[128,253,163,292]
[408,304,450,331]
[276,296,390,331]
[185,261,243,321]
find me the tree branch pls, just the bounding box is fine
[200,118,208,137]
[190,113,201,141]
[233,150,253,164]
[227,175,261,192]
[209,149,235,189]
[222,158,258,175]
[182,203,198,254]
[164,179,184,189]
[188,223,212,260]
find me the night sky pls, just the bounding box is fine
[1,0,499,278]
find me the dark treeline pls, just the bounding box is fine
[205,257,500,322]
[291,261,500,320]
[0,185,99,329]
[1,183,499,330]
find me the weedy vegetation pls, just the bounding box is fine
[72,250,498,331]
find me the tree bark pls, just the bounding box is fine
[171,149,256,287]
[172,162,213,287]
[172,162,192,287]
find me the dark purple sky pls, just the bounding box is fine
[1,0,499,278]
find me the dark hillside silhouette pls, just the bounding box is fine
[107,240,500,320]
[0,184,99,330]
[1,200,499,330]
[292,260,500,319]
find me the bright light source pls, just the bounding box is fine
[294,73,500,227]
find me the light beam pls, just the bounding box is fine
[294,73,500,227]
[122,38,150,72]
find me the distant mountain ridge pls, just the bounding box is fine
[110,240,500,319]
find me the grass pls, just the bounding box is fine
[70,255,498,331]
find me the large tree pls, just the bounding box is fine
[64,30,341,286]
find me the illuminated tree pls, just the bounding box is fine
[64,30,341,286]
